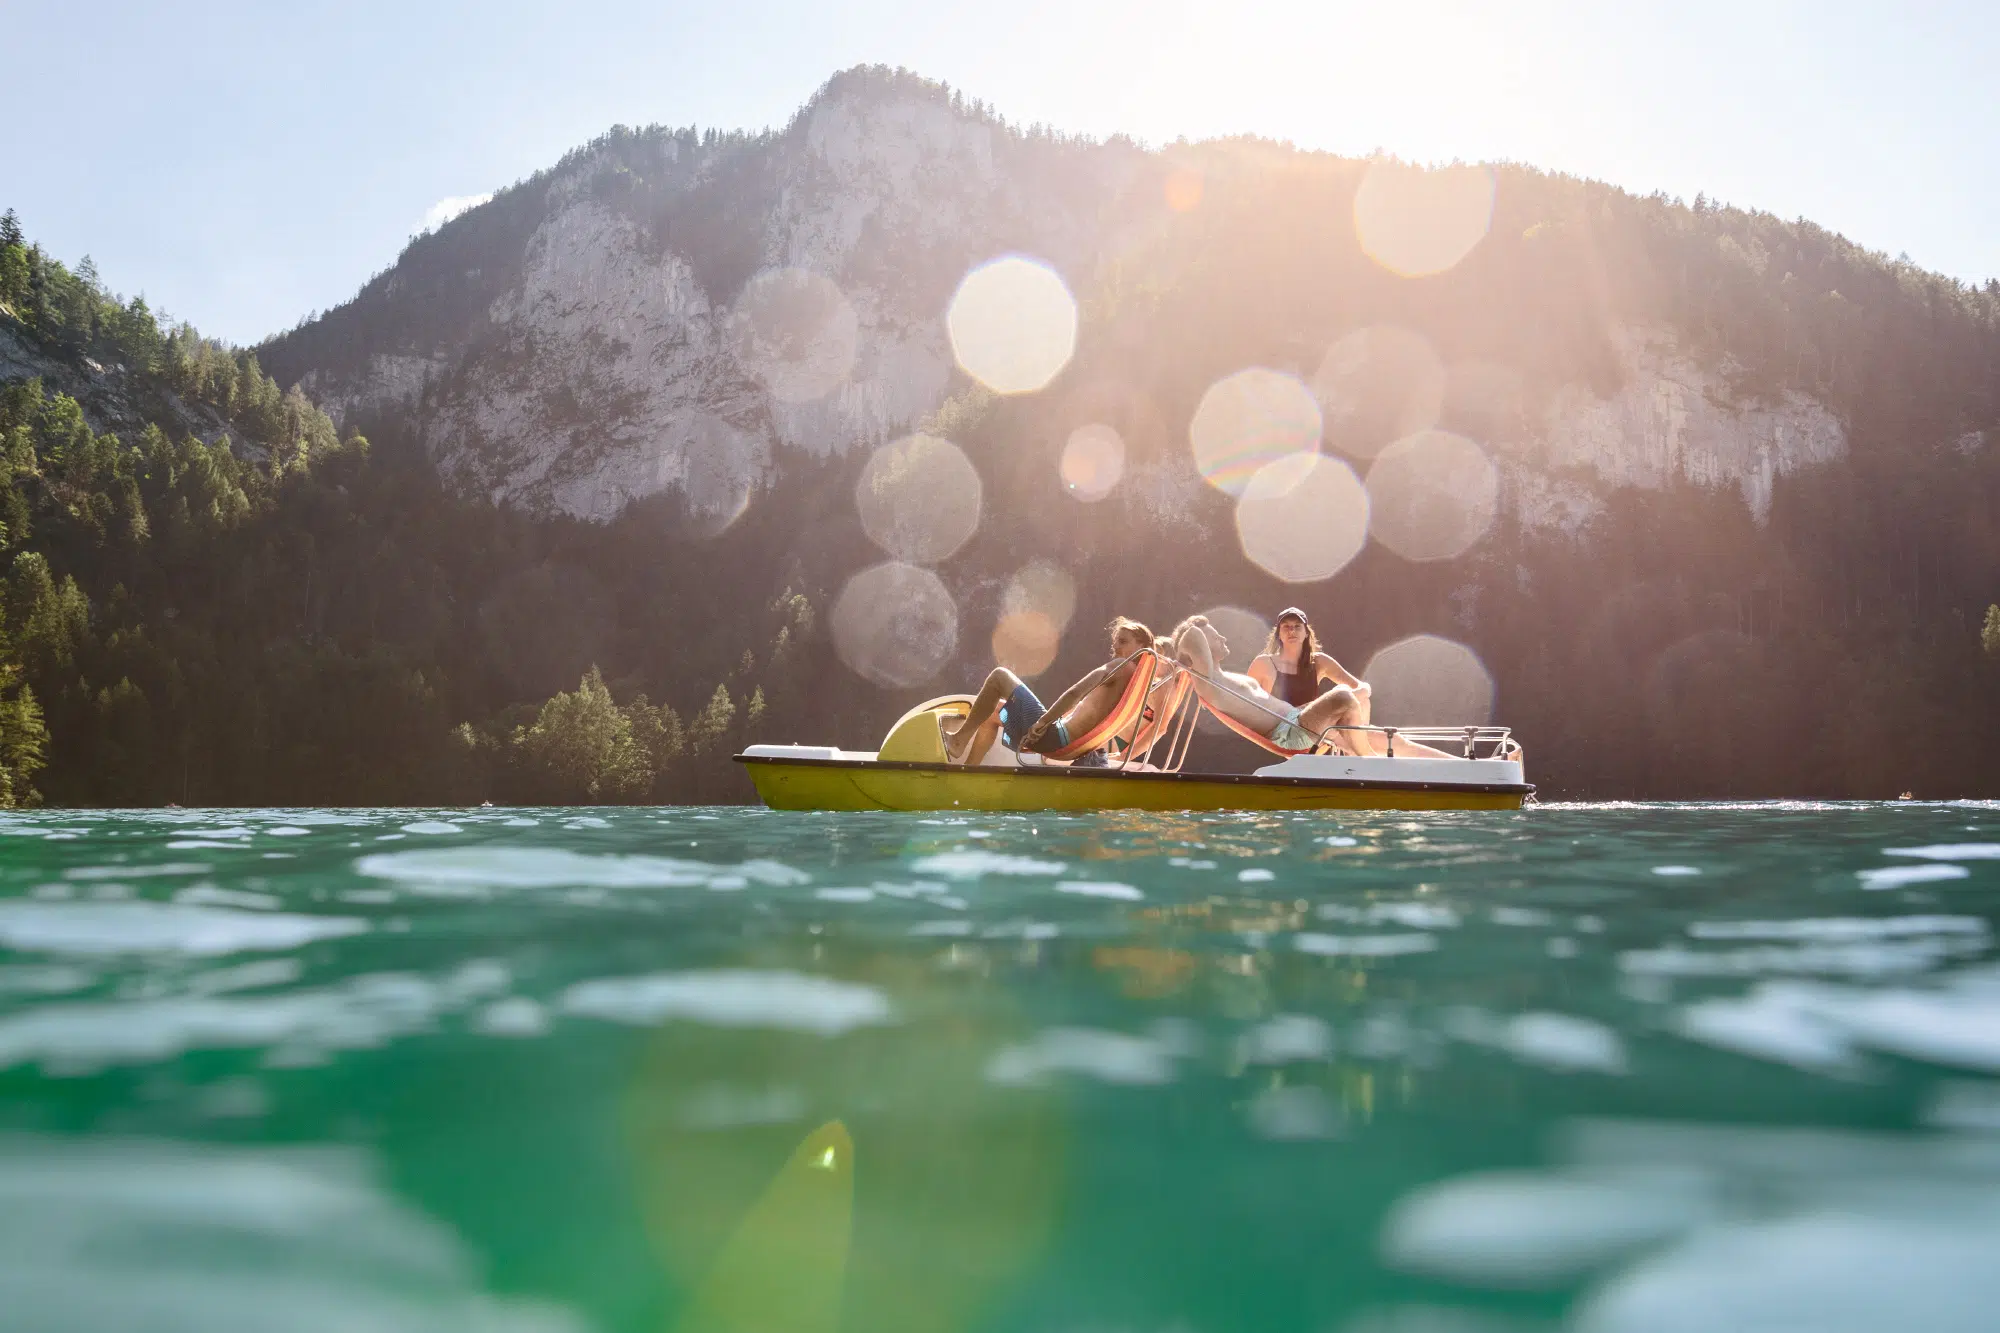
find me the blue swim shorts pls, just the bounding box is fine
[999,683,1109,766]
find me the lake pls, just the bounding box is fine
[1,803,1996,1332]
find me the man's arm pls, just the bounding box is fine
[1020,661,1117,746]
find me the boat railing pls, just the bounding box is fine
[1169,656,1520,760]
[1023,651,1518,773]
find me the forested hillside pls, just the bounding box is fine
[0,211,800,806]
[4,67,1999,804]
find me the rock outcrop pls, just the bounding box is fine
[266,69,1845,532]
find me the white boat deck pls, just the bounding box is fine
[741,744,1524,788]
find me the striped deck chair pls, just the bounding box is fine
[1200,695,1346,758]
[1117,669,1197,771]
[1018,649,1160,766]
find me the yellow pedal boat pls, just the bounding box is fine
[736,654,1532,813]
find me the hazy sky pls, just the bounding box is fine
[9,0,1995,346]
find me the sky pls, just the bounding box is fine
[8,0,1997,347]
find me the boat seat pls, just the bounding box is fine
[1201,697,1345,757]
[1016,649,1160,766]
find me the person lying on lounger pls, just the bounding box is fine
[1170,615,1453,758]
[941,617,1157,766]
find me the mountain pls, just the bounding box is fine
[1,67,1996,804]
[266,67,1879,530]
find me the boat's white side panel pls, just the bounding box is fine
[743,744,880,762]
[1253,754,1525,786]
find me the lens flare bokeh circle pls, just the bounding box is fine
[1314,325,1446,460]
[1234,453,1370,584]
[1060,423,1125,502]
[831,562,959,689]
[1190,368,1323,497]
[1003,560,1078,631]
[678,412,762,538]
[1363,634,1494,724]
[992,611,1060,678]
[1353,160,1496,279]
[946,256,1078,396]
[725,268,859,404]
[1164,167,1204,213]
[855,434,982,565]
[1365,429,1500,563]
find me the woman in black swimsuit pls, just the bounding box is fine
[1246,607,1376,754]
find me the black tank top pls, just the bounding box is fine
[1272,660,1319,708]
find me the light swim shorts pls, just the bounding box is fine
[1269,705,1317,752]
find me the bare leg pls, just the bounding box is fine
[960,714,1004,766]
[1297,686,1365,753]
[940,668,1020,764]
[1302,686,1453,758]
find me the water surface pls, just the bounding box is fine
[2,803,1996,1332]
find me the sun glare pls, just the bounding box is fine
[1164,166,1204,213]
[992,610,1060,677]
[947,256,1079,395]
[1315,325,1445,459]
[1365,429,1499,562]
[1004,560,1078,632]
[1364,634,1494,724]
[1353,160,1495,279]
[831,561,959,689]
[1234,452,1369,583]
[1190,368,1323,497]
[855,434,982,565]
[1060,422,1125,502]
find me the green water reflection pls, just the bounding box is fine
[0,804,1994,1331]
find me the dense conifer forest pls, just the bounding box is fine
[3,70,1998,805]
[0,210,807,806]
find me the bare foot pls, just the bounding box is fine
[938,714,971,764]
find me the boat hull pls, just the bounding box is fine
[736,755,1531,813]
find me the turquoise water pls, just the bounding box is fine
[2,803,1997,1332]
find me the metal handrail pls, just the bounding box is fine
[1179,657,1517,759]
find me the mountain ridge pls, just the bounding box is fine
[0,66,1991,805]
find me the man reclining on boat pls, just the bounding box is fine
[1169,615,1454,758]
[941,617,1156,766]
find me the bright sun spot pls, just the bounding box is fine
[1190,367,1322,497]
[1234,452,1369,583]
[1060,422,1125,501]
[1353,161,1494,278]
[947,256,1078,395]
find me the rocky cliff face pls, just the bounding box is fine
[269,70,1844,534]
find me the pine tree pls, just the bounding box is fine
[0,240,27,312]
[687,683,735,755]
[0,674,47,807]
[0,210,22,250]
[510,665,652,802]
